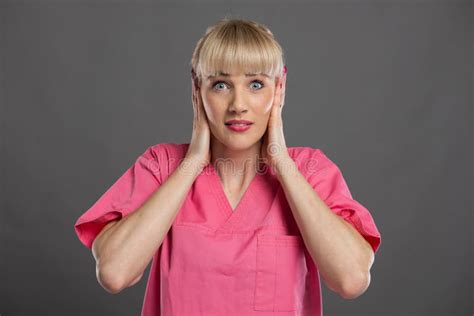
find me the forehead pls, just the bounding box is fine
[206,71,270,79]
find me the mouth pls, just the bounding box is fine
[225,123,253,126]
[225,119,254,126]
[225,122,253,132]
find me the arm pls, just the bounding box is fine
[274,157,375,300]
[92,156,204,294]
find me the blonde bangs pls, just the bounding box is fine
[191,18,285,85]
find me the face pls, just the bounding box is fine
[200,69,278,150]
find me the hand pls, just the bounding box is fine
[185,70,211,171]
[260,67,289,171]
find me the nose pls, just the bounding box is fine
[228,88,248,114]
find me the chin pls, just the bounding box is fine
[213,130,260,151]
[224,138,255,150]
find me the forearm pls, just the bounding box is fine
[274,157,374,299]
[96,156,203,291]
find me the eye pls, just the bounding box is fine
[213,81,227,90]
[212,80,265,91]
[250,80,264,90]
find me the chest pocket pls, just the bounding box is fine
[253,234,307,312]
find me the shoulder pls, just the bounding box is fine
[144,142,190,177]
[147,142,190,160]
[287,146,335,173]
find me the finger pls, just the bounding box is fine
[274,94,282,117]
[197,88,208,124]
[192,81,200,126]
[273,78,281,107]
[191,78,196,99]
[280,89,285,108]
[192,79,200,108]
[274,80,284,117]
[276,79,282,108]
[269,91,281,121]
[195,89,202,122]
[191,80,197,113]
[280,74,286,108]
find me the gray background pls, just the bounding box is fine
[0,1,472,315]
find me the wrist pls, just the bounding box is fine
[181,155,207,175]
[274,155,298,180]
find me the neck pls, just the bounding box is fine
[210,136,263,184]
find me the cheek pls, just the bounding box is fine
[263,103,273,113]
[201,94,218,121]
[260,98,274,114]
[203,105,220,123]
[263,89,276,112]
[255,104,273,129]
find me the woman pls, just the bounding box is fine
[74,18,381,316]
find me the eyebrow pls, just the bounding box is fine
[207,72,270,79]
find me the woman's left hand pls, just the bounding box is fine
[260,67,289,170]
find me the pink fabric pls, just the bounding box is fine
[74,143,381,316]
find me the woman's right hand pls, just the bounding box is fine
[186,73,211,170]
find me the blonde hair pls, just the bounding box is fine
[190,17,285,86]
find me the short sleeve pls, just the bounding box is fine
[74,144,164,249]
[305,148,382,255]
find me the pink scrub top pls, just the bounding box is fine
[74,142,381,316]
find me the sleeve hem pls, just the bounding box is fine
[74,209,126,249]
[338,208,381,255]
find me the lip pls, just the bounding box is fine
[225,119,254,125]
[226,124,252,132]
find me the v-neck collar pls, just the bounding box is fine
[206,162,265,231]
